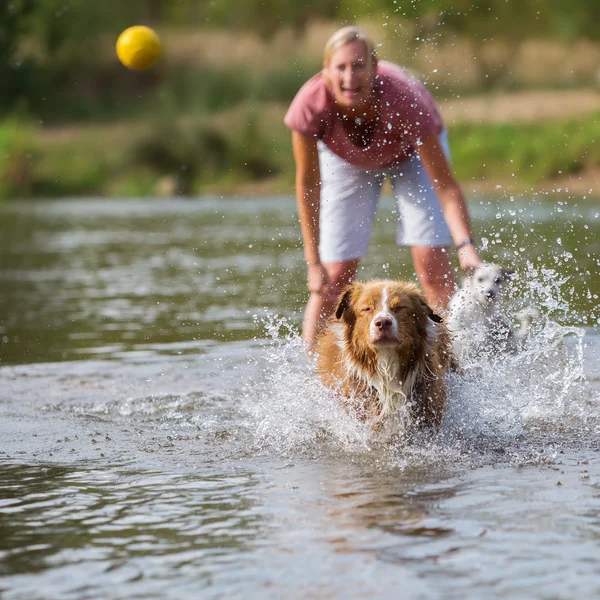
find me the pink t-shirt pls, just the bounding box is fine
[284,61,444,169]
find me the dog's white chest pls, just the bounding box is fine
[371,351,410,417]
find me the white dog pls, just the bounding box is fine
[446,263,531,358]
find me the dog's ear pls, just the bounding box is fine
[335,282,363,322]
[335,286,354,320]
[427,307,443,323]
[418,297,443,323]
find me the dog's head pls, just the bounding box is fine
[334,280,442,350]
[462,263,514,305]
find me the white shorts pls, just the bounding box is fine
[318,130,453,263]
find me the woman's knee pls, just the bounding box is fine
[323,260,358,305]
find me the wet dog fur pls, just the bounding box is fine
[446,263,533,357]
[314,280,456,433]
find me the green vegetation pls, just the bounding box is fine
[3,0,599,124]
[450,115,600,186]
[1,2,599,199]
[0,118,37,199]
[2,107,596,199]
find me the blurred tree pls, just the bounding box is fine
[339,0,565,88]
[543,0,600,42]
[131,120,230,194]
[201,0,340,37]
[2,0,599,119]
[340,0,439,22]
[10,1,165,121]
[0,0,35,112]
[338,0,598,41]
[436,0,552,88]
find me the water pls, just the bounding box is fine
[1,195,599,599]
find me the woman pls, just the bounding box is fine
[285,26,482,347]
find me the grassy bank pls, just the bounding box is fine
[450,115,600,189]
[1,99,599,200]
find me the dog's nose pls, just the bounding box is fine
[373,316,393,331]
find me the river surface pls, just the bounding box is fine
[0,195,599,599]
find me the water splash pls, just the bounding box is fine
[243,268,599,467]
[243,314,374,455]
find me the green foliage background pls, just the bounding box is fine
[3,0,599,121]
[1,0,599,199]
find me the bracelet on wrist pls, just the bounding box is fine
[455,237,475,251]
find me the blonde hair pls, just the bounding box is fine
[323,26,377,67]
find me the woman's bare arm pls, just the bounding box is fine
[291,131,328,293]
[417,133,482,269]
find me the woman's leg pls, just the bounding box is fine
[302,258,359,347]
[304,144,381,347]
[390,131,456,310]
[411,245,455,312]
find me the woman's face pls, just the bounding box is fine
[323,40,377,113]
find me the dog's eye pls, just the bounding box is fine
[494,277,501,284]
[477,277,484,283]
[361,306,373,313]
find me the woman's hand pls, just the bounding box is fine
[307,262,329,294]
[457,243,482,271]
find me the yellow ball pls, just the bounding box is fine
[116,26,161,70]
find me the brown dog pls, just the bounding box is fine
[315,280,456,432]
